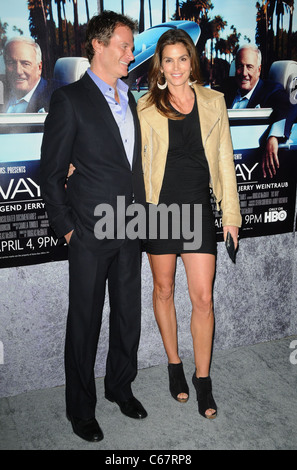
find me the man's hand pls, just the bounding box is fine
[64,230,74,244]
[262,136,279,178]
[68,163,76,178]
[65,164,76,188]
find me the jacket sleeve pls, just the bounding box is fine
[40,88,77,238]
[217,96,242,228]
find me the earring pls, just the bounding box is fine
[188,71,197,87]
[157,80,167,90]
[188,78,197,86]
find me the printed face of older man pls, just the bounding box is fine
[5,41,42,98]
[235,48,261,96]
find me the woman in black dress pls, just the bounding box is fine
[137,29,241,419]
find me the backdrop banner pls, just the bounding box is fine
[0,1,296,267]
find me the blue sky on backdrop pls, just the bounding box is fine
[1,0,296,46]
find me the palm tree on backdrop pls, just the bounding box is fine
[275,0,285,59]
[28,0,52,77]
[70,0,81,56]
[162,0,166,22]
[256,1,270,74]
[215,37,227,59]
[275,0,295,59]
[179,0,214,56]
[256,0,295,72]
[175,0,180,20]
[148,0,152,27]
[180,0,213,22]
[209,15,227,61]
[84,0,90,22]
[226,25,241,62]
[61,0,71,55]
[46,0,59,64]
[98,0,103,14]
[285,0,294,57]
[54,0,65,56]
[139,0,145,32]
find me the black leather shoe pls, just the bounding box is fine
[105,394,148,419]
[67,414,104,442]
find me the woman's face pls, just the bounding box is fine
[160,42,191,89]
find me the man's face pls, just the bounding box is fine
[235,48,261,95]
[5,41,42,98]
[93,25,134,85]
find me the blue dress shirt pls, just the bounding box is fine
[87,68,135,168]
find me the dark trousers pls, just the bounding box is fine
[65,233,142,420]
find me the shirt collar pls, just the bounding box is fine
[238,79,259,101]
[87,68,128,97]
[10,78,41,105]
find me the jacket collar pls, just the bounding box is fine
[140,84,222,145]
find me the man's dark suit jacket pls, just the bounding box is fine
[40,72,146,251]
[223,77,294,139]
[26,77,63,113]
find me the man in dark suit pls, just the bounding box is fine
[40,11,147,442]
[2,37,61,113]
[223,44,294,178]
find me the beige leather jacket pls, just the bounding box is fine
[137,84,242,228]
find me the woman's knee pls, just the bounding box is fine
[191,291,213,315]
[153,281,175,302]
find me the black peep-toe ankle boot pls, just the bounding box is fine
[168,362,189,403]
[192,374,217,419]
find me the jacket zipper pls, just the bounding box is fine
[149,127,153,201]
[203,116,221,211]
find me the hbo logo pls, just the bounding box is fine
[264,210,287,223]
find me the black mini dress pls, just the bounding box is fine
[145,96,217,256]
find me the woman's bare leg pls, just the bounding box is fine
[148,253,188,400]
[181,252,216,416]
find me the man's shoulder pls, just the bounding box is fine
[255,78,284,94]
[49,73,90,100]
[250,78,287,107]
[35,77,65,96]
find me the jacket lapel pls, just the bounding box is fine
[128,92,140,168]
[194,85,221,146]
[247,79,263,108]
[140,104,169,147]
[81,73,130,167]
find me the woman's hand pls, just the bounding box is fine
[223,225,239,250]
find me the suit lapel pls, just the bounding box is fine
[247,79,263,108]
[26,77,46,113]
[128,91,140,168]
[81,73,130,167]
